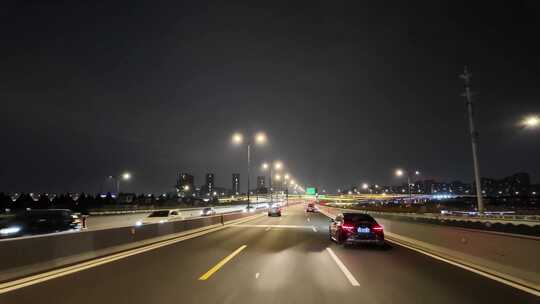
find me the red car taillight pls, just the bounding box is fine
[372,224,383,233]
[341,223,355,232]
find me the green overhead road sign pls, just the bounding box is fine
[306,187,317,195]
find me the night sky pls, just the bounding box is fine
[1,1,539,194]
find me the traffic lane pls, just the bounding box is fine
[191,219,365,304]
[85,204,266,230]
[0,212,283,304]
[307,211,539,304]
[175,203,364,303]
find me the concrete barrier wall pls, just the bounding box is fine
[85,204,256,230]
[318,205,540,290]
[0,212,258,283]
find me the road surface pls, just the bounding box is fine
[1,202,537,304]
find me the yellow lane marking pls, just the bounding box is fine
[198,245,247,280]
[0,214,263,295]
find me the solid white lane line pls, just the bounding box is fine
[255,272,260,279]
[326,248,360,287]
[384,237,540,297]
[312,226,318,232]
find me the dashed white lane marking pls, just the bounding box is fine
[326,248,360,287]
[307,217,311,222]
[312,226,318,232]
[265,227,272,231]
[255,272,260,279]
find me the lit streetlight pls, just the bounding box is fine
[232,131,267,208]
[523,115,539,128]
[394,168,420,202]
[109,171,132,194]
[361,183,369,194]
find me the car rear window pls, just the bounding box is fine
[17,210,69,220]
[148,211,169,217]
[343,214,375,223]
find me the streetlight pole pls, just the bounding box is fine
[110,172,131,196]
[232,132,266,209]
[247,142,251,207]
[407,175,412,202]
[396,169,419,203]
[460,66,484,213]
[269,165,273,204]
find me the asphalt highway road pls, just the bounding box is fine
[1,202,537,304]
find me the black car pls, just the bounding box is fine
[329,213,384,247]
[0,209,82,239]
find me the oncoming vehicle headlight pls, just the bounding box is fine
[159,220,166,223]
[0,226,21,235]
[135,221,143,227]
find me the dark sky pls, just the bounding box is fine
[1,1,539,194]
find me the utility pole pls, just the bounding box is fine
[460,66,484,213]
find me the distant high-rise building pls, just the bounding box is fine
[205,173,215,194]
[256,176,267,194]
[232,173,240,194]
[178,173,194,192]
[257,176,265,189]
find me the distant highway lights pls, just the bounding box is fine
[283,174,292,205]
[361,183,369,193]
[255,132,267,144]
[232,131,267,208]
[262,161,282,204]
[394,169,420,202]
[232,133,243,145]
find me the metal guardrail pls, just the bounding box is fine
[324,203,540,227]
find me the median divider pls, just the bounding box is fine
[317,204,540,296]
[0,211,264,285]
